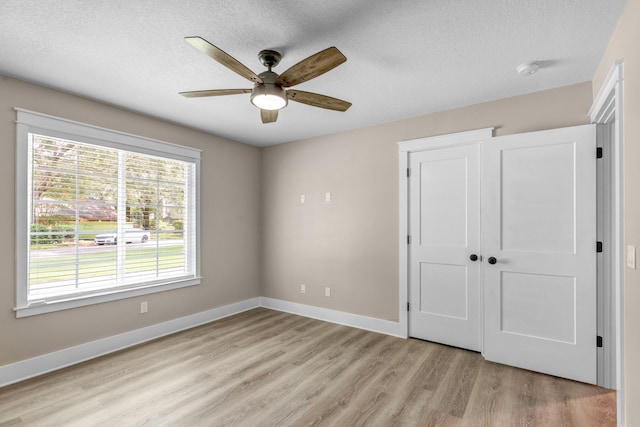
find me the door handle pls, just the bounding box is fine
[487,257,497,265]
[469,254,478,262]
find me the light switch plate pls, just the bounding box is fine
[627,245,636,269]
[300,195,305,204]
[325,192,331,202]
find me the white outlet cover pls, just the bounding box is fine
[627,245,636,269]
[300,284,306,293]
[325,192,331,202]
[300,195,305,204]
[325,287,331,297]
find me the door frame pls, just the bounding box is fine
[589,60,624,424]
[398,127,494,340]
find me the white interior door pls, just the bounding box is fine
[482,124,597,383]
[408,144,481,351]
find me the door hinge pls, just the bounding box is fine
[407,168,411,177]
[597,241,603,253]
[407,235,411,245]
[597,147,603,159]
[597,335,603,347]
[407,302,410,312]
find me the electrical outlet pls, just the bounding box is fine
[140,301,148,314]
[325,287,331,297]
[300,194,305,204]
[325,192,331,202]
[300,284,306,294]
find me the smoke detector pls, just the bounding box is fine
[516,62,540,76]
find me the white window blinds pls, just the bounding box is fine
[16,109,201,317]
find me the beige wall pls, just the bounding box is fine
[261,82,592,321]
[593,0,640,424]
[0,76,262,366]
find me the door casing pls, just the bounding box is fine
[589,60,624,421]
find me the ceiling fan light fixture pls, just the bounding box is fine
[250,84,287,110]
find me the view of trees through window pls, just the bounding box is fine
[28,134,194,300]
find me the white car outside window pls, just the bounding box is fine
[94,228,150,245]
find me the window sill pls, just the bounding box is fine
[14,277,201,318]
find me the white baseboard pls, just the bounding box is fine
[260,297,405,338]
[0,297,261,387]
[0,297,405,388]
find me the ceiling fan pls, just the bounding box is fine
[179,37,352,124]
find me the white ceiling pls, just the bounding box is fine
[0,1,625,147]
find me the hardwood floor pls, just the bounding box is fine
[0,308,616,426]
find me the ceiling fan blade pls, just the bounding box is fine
[276,47,346,88]
[261,109,278,124]
[185,36,263,83]
[179,89,251,98]
[287,90,352,112]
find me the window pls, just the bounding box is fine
[15,109,201,317]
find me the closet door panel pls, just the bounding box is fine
[482,124,597,384]
[408,144,481,351]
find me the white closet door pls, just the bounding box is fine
[409,144,481,351]
[482,124,597,383]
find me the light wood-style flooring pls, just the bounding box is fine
[0,308,616,426]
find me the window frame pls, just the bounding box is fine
[15,109,202,318]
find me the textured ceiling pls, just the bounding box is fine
[0,1,625,147]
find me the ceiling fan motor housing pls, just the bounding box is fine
[250,70,287,110]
